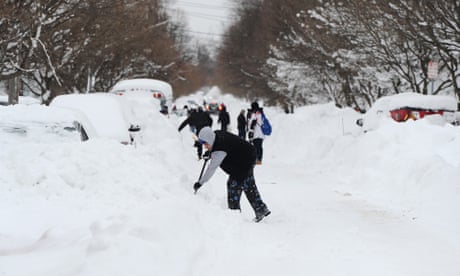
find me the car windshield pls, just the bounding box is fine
[0,121,83,144]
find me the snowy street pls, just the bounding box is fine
[1,90,459,275]
[2,0,460,274]
[224,162,460,276]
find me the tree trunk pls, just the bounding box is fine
[7,77,20,105]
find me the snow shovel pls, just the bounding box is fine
[194,158,209,194]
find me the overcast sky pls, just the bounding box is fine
[169,0,235,49]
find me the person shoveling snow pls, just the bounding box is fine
[193,127,271,222]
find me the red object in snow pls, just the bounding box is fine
[152,92,162,99]
[417,109,444,118]
[390,108,445,122]
[390,109,411,122]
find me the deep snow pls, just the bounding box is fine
[1,87,459,276]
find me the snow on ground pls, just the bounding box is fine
[1,87,460,275]
[0,95,40,105]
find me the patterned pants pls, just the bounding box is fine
[227,174,268,214]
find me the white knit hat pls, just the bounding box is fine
[198,127,215,145]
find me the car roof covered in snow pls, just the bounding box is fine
[369,92,458,112]
[110,78,173,99]
[51,93,134,143]
[0,104,97,142]
[0,95,40,105]
[1,104,82,123]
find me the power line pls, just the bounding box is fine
[164,2,239,37]
[179,10,233,21]
[175,0,235,10]
[179,29,252,40]
[167,8,236,25]
[182,29,226,37]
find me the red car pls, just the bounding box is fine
[357,92,458,130]
[389,108,449,122]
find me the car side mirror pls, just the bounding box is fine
[129,124,141,132]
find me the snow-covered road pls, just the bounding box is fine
[1,89,459,275]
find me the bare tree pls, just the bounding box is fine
[0,0,201,103]
[0,1,80,102]
[215,0,277,102]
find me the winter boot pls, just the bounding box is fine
[254,208,271,222]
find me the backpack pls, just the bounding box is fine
[260,112,272,136]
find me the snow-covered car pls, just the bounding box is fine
[50,93,140,145]
[0,104,94,144]
[110,78,173,115]
[356,92,458,131]
[455,112,460,126]
[204,100,223,115]
[172,99,202,116]
[0,95,40,106]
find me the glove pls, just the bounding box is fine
[202,150,211,160]
[193,182,202,193]
[248,131,254,139]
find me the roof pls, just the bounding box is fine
[110,78,173,99]
[0,104,97,142]
[370,92,458,112]
[0,95,40,105]
[50,93,134,143]
[1,104,80,123]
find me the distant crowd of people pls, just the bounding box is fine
[177,101,267,164]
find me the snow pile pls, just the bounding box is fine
[270,103,460,240]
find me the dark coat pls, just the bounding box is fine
[211,130,256,180]
[178,110,213,134]
[218,109,230,129]
[237,113,246,131]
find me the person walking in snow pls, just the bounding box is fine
[217,104,230,131]
[237,109,247,140]
[193,127,271,222]
[247,101,265,165]
[178,107,213,159]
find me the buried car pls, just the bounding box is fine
[204,99,224,115]
[110,78,173,115]
[0,95,41,106]
[356,92,458,131]
[0,104,95,144]
[51,93,140,145]
[172,99,202,116]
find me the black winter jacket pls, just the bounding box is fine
[211,130,256,180]
[218,111,230,126]
[178,110,213,133]
[237,114,246,131]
